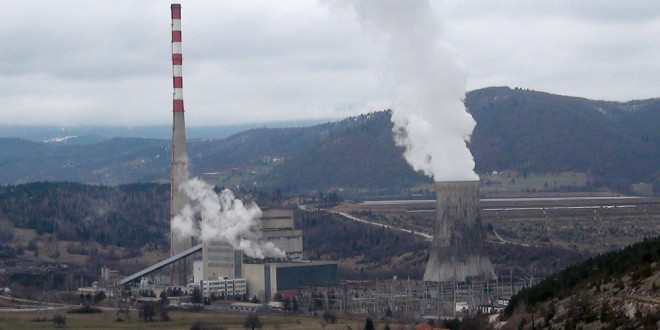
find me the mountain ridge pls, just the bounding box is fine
[0,86,657,194]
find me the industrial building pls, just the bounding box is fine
[199,240,243,280]
[196,278,247,298]
[191,209,302,284]
[243,261,338,301]
[258,209,303,259]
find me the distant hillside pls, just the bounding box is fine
[0,87,657,194]
[0,138,169,185]
[189,120,341,171]
[0,119,329,141]
[502,236,660,328]
[469,87,660,191]
[261,112,430,192]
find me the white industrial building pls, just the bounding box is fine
[191,277,247,298]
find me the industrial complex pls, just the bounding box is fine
[98,3,501,319]
[117,4,496,306]
[115,4,338,303]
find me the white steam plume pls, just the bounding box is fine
[340,0,479,181]
[171,177,285,259]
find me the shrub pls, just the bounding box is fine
[243,313,262,330]
[139,303,156,322]
[52,313,66,327]
[68,305,102,313]
[323,310,337,324]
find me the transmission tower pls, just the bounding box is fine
[37,266,55,320]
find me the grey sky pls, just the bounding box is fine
[1,0,659,126]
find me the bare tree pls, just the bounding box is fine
[243,313,262,330]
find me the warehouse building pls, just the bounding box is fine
[243,261,338,301]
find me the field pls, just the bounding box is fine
[480,171,589,195]
[0,309,384,330]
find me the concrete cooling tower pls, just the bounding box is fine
[423,181,495,282]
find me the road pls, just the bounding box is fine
[491,229,531,247]
[325,209,434,241]
[301,204,536,246]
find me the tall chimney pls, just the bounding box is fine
[423,181,495,282]
[170,3,191,286]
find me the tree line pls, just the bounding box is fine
[0,182,170,250]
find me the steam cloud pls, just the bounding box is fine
[341,0,479,181]
[172,177,285,259]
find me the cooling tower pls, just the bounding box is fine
[170,3,192,286]
[423,181,495,282]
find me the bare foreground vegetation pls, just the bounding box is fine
[0,309,403,330]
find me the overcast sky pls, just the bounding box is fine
[1,1,659,126]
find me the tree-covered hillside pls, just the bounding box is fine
[0,182,169,250]
[503,235,660,328]
[262,112,430,192]
[0,87,657,194]
[468,87,660,191]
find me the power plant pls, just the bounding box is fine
[170,3,192,286]
[166,3,489,289]
[116,4,338,296]
[119,3,491,311]
[423,181,495,282]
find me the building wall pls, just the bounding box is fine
[243,262,338,301]
[259,209,303,259]
[243,263,267,299]
[261,230,303,259]
[203,240,242,280]
[200,278,246,297]
[260,219,294,230]
[193,259,203,284]
[260,209,295,230]
[275,263,337,291]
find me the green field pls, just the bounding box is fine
[480,171,588,194]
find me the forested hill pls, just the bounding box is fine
[503,235,660,328]
[0,182,170,250]
[0,87,658,194]
[260,112,430,192]
[468,87,660,191]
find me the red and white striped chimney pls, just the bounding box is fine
[171,4,184,113]
[170,3,191,286]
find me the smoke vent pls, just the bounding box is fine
[423,181,495,282]
[170,3,191,286]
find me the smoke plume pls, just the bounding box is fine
[172,177,285,259]
[341,0,479,181]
